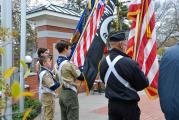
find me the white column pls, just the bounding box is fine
[19,0,27,112]
[1,0,13,119]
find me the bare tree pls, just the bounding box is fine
[12,0,37,67]
[156,0,179,48]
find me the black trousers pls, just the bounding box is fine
[108,100,140,120]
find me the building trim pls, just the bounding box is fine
[32,19,77,29]
[36,25,75,33]
[37,30,73,39]
[27,10,80,21]
[37,37,70,41]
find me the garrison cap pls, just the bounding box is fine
[109,32,126,42]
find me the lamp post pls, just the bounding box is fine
[19,0,26,112]
[25,55,32,69]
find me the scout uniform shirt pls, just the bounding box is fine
[56,56,81,93]
[39,66,60,99]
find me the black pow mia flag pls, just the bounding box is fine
[83,0,116,90]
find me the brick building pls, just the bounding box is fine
[27,4,80,64]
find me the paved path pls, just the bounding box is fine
[35,93,165,120]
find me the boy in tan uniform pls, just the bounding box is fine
[39,56,60,120]
[55,41,84,120]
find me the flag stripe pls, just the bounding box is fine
[147,56,159,84]
[128,0,141,20]
[128,21,136,40]
[150,70,159,88]
[138,15,155,70]
[83,30,87,64]
[127,21,136,57]
[145,42,157,76]
[80,37,85,66]
[142,28,156,74]
[77,45,82,66]
[90,16,94,44]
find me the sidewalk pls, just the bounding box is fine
[35,93,165,120]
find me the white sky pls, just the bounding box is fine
[26,0,167,11]
[29,0,165,6]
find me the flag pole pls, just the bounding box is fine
[133,14,140,60]
[70,0,99,61]
[134,0,145,60]
[19,0,27,112]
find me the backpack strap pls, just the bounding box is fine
[39,70,56,100]
[57,60,77,93]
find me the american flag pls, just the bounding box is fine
[71,0,105,67]
[127,0,159,99]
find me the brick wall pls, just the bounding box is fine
[25,73,39,99]
[36,25,73,54]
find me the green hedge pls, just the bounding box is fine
[12,97,41,120]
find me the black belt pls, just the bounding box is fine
[62,87,72,91]
[109,99,138,105]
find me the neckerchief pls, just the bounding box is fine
[56,56,68,67]
[40,66,57,83]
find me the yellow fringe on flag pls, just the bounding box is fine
[88,0,92,9]
[147,25,151,39]
[70,32,80,44]
[126,46,134,54]
[84,79,90,96]
[144,86,158,100]
[145,0,151,39]
[127,11,141,21]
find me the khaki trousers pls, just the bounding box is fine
[59,89,79,120]
[41,93,55,120]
